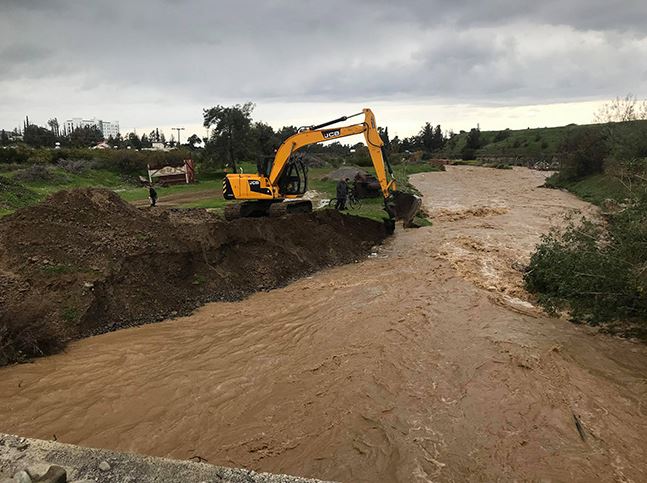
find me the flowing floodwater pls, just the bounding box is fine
[1,167,646,482]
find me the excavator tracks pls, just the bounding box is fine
[224,200,313,220]
[269,200,312,217]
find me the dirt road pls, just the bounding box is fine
[1,167,646,482]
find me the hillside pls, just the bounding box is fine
[439,119,647,161]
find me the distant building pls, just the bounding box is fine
[63,117,120,139]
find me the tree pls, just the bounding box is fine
[378,126,391,152]
[140,133,152,148]
[557,127,609,181]
[203,102,255,167]
[126,132,142,150]
[391,135,401,153]
[250,122,278,159]
[70,126,103,147]
[419,122,435,152]
[187,133,202,149]
[0,130,9,146]
[465,127,481,149]
[594,94,647,123]
[24,124,56,147]
[276,125,298,142]
[47,118,60,137]
[432,124,445,150]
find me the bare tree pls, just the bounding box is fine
[594,94,647,123]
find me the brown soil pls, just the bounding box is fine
[0,189,387,365]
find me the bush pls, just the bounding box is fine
[525,190,647,333]
[494,129,511,142]
[557,127,609,181]
[14,164,65,183]
[0,146,30,164]
[461,147,476,160]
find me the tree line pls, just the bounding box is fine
[201,102,452,168]
[3,105,456,166]
[0,117,203,150]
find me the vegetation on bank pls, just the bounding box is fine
[524,97,647,337]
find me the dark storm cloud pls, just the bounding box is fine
[1,0,646,117]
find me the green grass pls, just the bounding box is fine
[546,173,630,206]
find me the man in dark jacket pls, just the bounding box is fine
[149,185,158,207]
[335,178,349,210]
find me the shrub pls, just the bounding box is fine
[525,190,647,333]
[557,127,609,181]
[461,147,476,160]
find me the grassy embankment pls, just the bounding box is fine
[0,161,441,225]
[522,120,647,337]
[439,119,647,163]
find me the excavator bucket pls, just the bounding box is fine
[389,191,422,228]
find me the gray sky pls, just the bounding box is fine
[1,0,646,138]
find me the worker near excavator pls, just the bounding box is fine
[149,185,158,207]
[335,178,349,210]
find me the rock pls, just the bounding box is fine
[13,471,32,483]
[25,464,51,479]
[32,465,66,483]
[69,480,96,483]
[97,461,111,472]
[82,282,94,289]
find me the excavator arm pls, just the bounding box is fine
[268,109,396,197]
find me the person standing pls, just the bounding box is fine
[335,177,349,210]
[149,185,158,207]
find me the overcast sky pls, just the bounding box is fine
[1,0,646,139]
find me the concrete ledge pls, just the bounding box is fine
[0,434,335,483]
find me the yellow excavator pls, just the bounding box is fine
[222,108,421,228]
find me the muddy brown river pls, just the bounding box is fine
[2,167,646,482]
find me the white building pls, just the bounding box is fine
[63,117,120,139]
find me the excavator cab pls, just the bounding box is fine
[277,156,308,196]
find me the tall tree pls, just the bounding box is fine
[203,102,255,167]
[47,118,60,137]
[419,122,435,152]
[432,124,445,150]
[0,129,9,146]
[378,126,391,152]
[140,133,152,148]
[465,127,481,149]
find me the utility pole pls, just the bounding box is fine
[173,127,185,146]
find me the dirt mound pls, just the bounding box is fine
[322,166,367,181]
[0,188,388,365]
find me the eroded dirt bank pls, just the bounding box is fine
[1,167,646,482]
[0,189,387,364]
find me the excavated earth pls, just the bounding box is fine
[0,189,387,365]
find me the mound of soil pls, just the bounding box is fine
[0,189,388,365]
[322,166,367,181]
